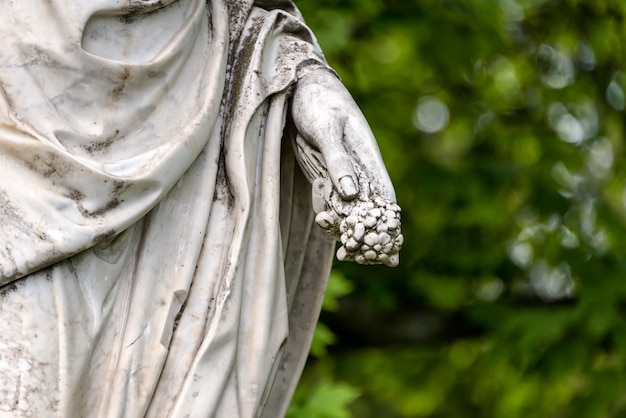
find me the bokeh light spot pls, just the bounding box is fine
[413,96,449,133]
[536,44,574,89]
[606,80,624,110]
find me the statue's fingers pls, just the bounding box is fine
[342,116,396,201]
[323,148,359,200]
[315,123,360,200]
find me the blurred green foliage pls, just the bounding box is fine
[290,0,626,417]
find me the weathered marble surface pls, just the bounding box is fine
[0,0,399,417]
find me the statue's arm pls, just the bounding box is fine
[247,0,403,265]
[291,67,403,266]
[249,0,394,202]
[291,69,395,202]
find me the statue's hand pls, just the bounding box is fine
[291,68,396,203]
[291,68,402,266]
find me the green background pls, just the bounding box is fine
[289,1,626,417]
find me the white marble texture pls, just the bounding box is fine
[0,0,399,417]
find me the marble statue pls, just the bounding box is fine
[0,0,401,417]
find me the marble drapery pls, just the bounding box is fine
[0,0,337,416]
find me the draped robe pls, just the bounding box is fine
[0,0,335,416]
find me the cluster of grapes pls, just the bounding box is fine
[315,195,403,267]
